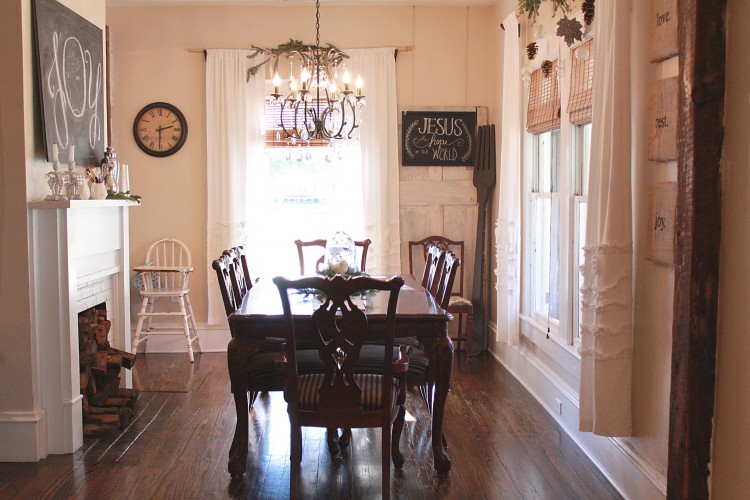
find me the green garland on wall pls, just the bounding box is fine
[518,0,572,21]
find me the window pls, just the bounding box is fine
[251,93,364,279]
[522,39,593,351]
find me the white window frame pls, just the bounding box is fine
[520,42,592,362]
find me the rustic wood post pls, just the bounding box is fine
[668,0,726,498]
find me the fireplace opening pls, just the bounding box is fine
[78,304,139,437]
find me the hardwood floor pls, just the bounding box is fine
[0,352,621,499]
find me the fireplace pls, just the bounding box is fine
[28,199,134,456]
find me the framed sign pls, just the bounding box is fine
[649,0,679,62]
[646,182,677,266]
[402,111,476,167]
[33,0,105,166]
[647,77,678,161]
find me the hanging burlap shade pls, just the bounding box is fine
[568,39,595,126]
[526,59,561,134]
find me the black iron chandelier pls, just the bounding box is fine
[251,0,365,142]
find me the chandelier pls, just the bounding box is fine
[250,0,365,142]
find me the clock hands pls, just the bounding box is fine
[155,124,174,150]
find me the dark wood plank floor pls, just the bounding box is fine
[0,352,621,499]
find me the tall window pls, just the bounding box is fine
[522,38,593,350]
[252,96,364,278]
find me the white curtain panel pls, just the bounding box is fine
[495,12,522,346]
[579,0,633,436]
[346,48,401,275]
[205,50,266,325]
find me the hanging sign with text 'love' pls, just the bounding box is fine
[401,111,477,167]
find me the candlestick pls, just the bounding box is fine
[52,144,59,162]
[68,145,75,162]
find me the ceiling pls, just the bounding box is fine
[106,0,495,6]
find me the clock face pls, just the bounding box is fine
[133,102,187,157]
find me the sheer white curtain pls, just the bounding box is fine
[205,50,266,325]
[579,0,633,436]
[346,48,401,275]
[495,12,522,346]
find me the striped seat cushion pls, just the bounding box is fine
[293,373,398,411]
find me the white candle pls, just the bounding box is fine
[119,164,130,193]
[68,145,75,162]
[52,144,59,162]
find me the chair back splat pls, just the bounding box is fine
[273,274,407,498]
[294,238,372,275]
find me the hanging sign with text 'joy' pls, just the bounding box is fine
[401,111,477,167]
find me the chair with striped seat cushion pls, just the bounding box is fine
[273,274,408,498]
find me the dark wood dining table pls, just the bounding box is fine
[226,274,453,478]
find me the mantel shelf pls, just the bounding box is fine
[28,199,139,209]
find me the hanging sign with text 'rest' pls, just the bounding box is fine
[401,111,477,167]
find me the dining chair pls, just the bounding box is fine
[294,238,372,275]
[132,238,201,362]
[409,236,474,354]
[273,275,408,497]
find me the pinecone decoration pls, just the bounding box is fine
[541,60,553,78]
[582,0,595,25]
[527,42,538,61]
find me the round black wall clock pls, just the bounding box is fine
[133,102,188,157]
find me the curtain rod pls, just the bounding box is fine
[188,46,413,58]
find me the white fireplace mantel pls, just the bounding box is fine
[28,199,135,457]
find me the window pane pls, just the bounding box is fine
[535,130,560,193]
[531,196,560,321]
[250,146,363,279]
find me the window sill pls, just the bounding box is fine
[520,313,581,378]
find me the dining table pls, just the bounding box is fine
[226,274,454,478]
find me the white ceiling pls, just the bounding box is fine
[106,0,495,6]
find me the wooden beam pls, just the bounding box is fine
[667,0,726,498]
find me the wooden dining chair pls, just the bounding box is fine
[409,236,474,354]
[273,275,408,498]
[294,238,372,275]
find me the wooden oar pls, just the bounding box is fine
[470,124,496,355]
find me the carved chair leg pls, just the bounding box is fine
[291,423,303,464]
[326,428,341,455]
[392,405,406,469]
[338,428,352,449]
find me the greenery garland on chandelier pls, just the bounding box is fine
[518,0,572,21]
[245,39,349,82]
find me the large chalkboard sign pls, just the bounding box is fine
[402,111,476,167]
[33,0,104,166]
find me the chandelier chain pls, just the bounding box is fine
[315,0,321,47]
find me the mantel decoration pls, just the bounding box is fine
[247,0,365,142]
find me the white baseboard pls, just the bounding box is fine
[0,410,47,461]
[488,323,667,500]
[132,323,231,354]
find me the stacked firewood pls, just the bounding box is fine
[78,307,139,437]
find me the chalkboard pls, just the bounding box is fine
[33,0,104,166]
[402,111,476,167]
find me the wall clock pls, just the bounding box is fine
[132,102,188,157]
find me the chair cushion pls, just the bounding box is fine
[449,296,472,308]
[294,373,397,411]
[245,344,429,391]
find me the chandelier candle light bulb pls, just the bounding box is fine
[247,0,365,141]
[273,72,281,95]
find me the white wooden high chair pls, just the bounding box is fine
[132,238,202,362]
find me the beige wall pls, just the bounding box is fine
[106,4,495,327]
